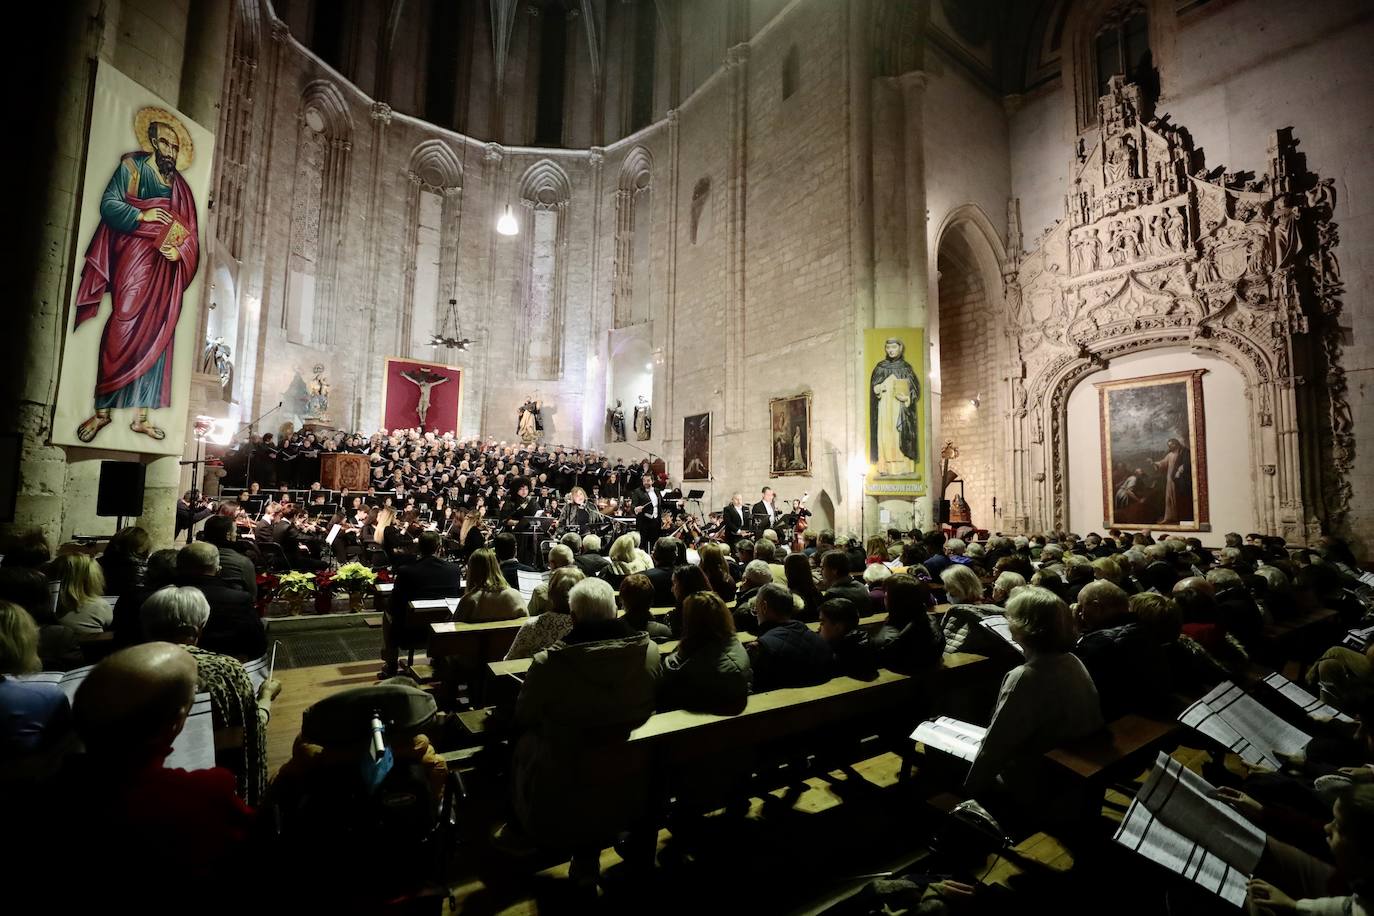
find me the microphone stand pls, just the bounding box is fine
[241,401,284,493]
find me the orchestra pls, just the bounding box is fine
[207,427,808,569]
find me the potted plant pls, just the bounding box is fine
[276,571,317,615]
[332,561,378,612]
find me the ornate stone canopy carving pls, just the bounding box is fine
[1003,76,1348,543]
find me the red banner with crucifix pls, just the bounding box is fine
[381,357,463,435]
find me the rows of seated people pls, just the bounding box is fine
[3,520,1371,909]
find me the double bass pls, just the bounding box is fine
[788,492,811,553]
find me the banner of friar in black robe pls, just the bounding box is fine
[865,329,925,496]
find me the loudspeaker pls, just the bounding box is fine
[938,499,952,524]
[96,461,146,518]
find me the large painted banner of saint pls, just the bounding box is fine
[1097,369,1210,532]
[381,357,463,434]
[53,64,214,455]
[864,328,926,496]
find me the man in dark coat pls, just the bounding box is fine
[381,531,463,677]
[175,542,266,661]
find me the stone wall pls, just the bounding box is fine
[1006,0,1374,547]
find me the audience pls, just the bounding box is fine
[784,552,824,621]
[642,538,680,608]
[0,567,82,670]
[697,542,737,603]
[747,583,833,692]
[494,532,537,589]
[1071,580,1169,719]
[941,564,985,606]
[140,585,279,805]
[619,573,671,641]
[0,601,72,765]
[110,547,179,650]
[201,516,257,600]
[820,550,870,609]
[96,526,150,597]
[49,553,111,633]
[573,534,611,578]
[510,578,660,882]
[456,548,528,623]
[175,542,266,661]
[382,531,462,676]
[872,574,946,673]
[505,567,585,660]
[964,587,1103,802]
[44,643,259,907]
[526,544,575,616]
[659,592,751,714]
[819,598,878,682]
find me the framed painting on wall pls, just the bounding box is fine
[768,394,811,477]
[682,413,711,480]
[1097,369,1210,531]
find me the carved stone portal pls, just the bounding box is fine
[1001,76,1348,544]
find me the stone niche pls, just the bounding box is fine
[1002,76,1348,544]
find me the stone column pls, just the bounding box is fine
[722,43,750,432]
[358,102,393,429]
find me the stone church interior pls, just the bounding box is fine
[6,0,1374,911]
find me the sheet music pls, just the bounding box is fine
[1357,571,1374,587]
[1261,671,1355,724]
[1113,752,1264,907]
[325,524,341,545]
[1178,681,1311,770]
[1342,624,1374,650]
[17,664,97,703]
[165,693,215,771]
[910,716,987,763]
[240,642,279,695]
[516,570,548,603]
[977,615,1026,655]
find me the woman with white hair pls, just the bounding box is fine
[140,585,280,805]
[964,586,1103,802]
[509,577,661,883]
[990,571,1027,607]
[598,533,652,589]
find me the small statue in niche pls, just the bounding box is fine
[633,395,652,440]
[608,400,626,442]
[1163,207,1186,251]
[517,397,544,443]
[305,364,330,419]
[201,337,233,389]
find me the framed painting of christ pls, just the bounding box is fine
[1097,369,1210,532]
[53,63,215,455]
[381,358,464,435]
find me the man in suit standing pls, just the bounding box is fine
[381,531,462,677]
[629,472,663,544]
[722,493,748,544]
[751,487,780,536]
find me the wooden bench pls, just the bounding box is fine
[1042,713,1180,821]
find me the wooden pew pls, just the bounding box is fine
[482,613,889,680]
[1041,713,1181,820]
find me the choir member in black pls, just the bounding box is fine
[629,472,664,544]
[499,478,537,531]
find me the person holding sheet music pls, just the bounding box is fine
[141,585,280,806]
[35,644,260,909]
[1071,579,1170,719]
[963,586,1103,806]
[381,532,463,678]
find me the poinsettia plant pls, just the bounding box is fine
[331,561,377,593]
[276,571,318,596]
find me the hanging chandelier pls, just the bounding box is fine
[430,298,474,350]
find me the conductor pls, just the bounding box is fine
[628,472,663,543]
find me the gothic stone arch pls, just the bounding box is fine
[1005,77,1347,544]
